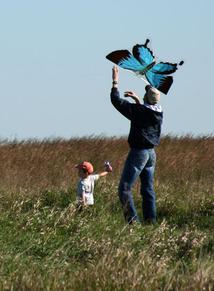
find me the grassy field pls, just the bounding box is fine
[0,136,214,290]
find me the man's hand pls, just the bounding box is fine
[112,66,119,83]
[124,91,141,104]
[124,91,138,98]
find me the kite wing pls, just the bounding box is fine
[106,50,146,72]
[132,39,155,66]
[106,39,154,73]
[145,61,184,94]
[145,70,173,94]
[152,62,182,75]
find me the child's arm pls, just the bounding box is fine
[78,192,86,206]
[98,162,113,178]
[99,171,110,178]
[124,91,141,104]
[82,193,86,205]
[78,181,86,205]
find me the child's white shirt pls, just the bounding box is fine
[76,174,99,205]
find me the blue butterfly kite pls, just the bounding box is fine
[106,39,184,94]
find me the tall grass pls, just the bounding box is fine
[0,136,213,290]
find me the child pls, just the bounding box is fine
[75,161,112,207]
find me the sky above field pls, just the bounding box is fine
[0,0,213,139]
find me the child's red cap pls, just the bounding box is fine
[75,161,94,174]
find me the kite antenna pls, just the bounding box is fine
[144,39,150,46]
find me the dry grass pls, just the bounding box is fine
[0,135,213,290]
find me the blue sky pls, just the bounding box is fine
[0,0,213,139]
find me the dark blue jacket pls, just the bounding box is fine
[111,87,163,148]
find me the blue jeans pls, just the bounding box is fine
[118,148,157,224]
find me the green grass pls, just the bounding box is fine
[0,136,214,290]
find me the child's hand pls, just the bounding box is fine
[104,161,113,172]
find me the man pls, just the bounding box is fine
[110,66,163,224]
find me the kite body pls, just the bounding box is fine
[106,39,183,94]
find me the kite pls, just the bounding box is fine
[106,39,184,94]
